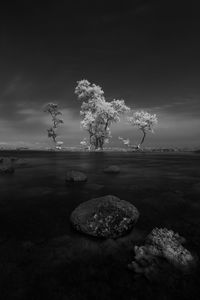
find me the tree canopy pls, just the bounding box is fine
[75,79,130,150]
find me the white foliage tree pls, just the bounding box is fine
[75,79,130,150]
[128,111,158,149]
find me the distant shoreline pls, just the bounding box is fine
[0,147,199,153]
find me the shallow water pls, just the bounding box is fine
[0,151,200,299]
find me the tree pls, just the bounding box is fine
[44,103,63,146]
[75,79,130,150]
[128,111,158,149]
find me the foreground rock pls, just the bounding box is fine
[103,165,120,174]
[65,170,87,182]
[70,195,139,238]
[128,228,196,279]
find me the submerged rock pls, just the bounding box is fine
[0,158,15,174]
[129,228,196,279]
[70,195,139,238]
[103,165,120,174]
[15,158,29,168]
[0,165,15,174]
[65,170,87,182]
[85,183,104,191]
[10,157,18,162]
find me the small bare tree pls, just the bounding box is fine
[44,103,63,146]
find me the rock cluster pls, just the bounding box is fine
[128,227,196,279]
[70,195,139,238]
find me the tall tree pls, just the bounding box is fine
[128,111,158,149]
[75,79,130,150]
[44,103,63,146]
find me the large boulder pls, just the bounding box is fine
[103,165,120,174]
[65,170,87,182]
[70,195,139,238]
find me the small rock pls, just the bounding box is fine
[65,170,87,182]
[0,163,15,174]
[15,159,29,167]
[10,157,18,162]
[103,165,120,174]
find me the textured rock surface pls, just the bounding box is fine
[103,165,120,174]
[65,170,87,182]
[129,228,196,280]
[70,195,139,238]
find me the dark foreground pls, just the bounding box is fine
[0,151,200,300]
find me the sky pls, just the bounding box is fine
[0,0,200,148]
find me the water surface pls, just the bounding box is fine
[0,151,200,299]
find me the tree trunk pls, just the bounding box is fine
[95,137,99,150]
[89,134,92,148]
[52,134,57,144]
[99,138,104,150]
[137,130,146,149]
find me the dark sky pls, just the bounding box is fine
[0,0,200,148]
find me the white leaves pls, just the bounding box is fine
[75,79,104,102]
[128,110,158,133]
[75,79,130,148]
[118,136,130,147]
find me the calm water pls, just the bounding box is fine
[0,151,200,299]
[0,151,200,240]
